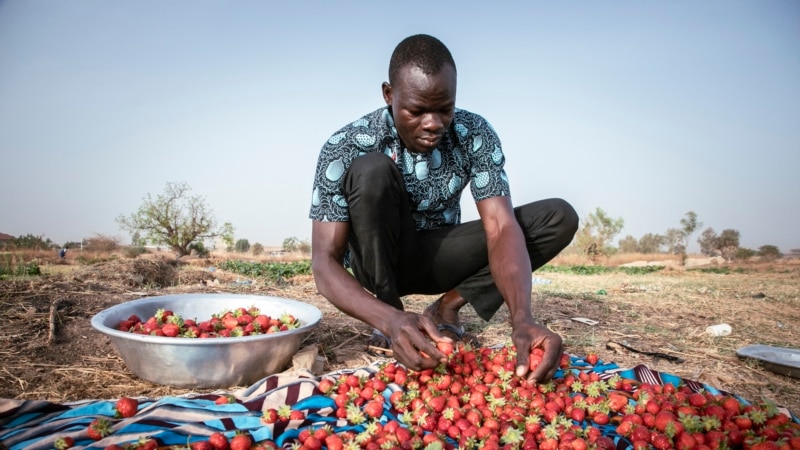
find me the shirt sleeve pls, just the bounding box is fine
[465,115,510,202]
[309,137,352,223]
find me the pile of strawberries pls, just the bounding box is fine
[114,306,300,338]
[53,343,800,450]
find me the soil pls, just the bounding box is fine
[1,255,799,416]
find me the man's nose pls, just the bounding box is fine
[421,113,444,131]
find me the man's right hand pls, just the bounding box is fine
[384,311,451,371]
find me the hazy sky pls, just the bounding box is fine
[1,1,798,253]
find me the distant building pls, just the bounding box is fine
[0,232,15,248]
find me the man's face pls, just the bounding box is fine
[382,64,456,154]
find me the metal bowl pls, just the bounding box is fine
[91,293,322,388]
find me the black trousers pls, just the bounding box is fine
[343,153,578,321]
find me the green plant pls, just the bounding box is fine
[217,260,311,282]
[0,254,41,277]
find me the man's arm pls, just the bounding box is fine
[311,220,447,369]
[475,196,563,382]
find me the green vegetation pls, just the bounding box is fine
[0,254,41,277]
[217,259,311,281]
[537,264,664,275]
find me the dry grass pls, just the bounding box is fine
[0,254,798,417]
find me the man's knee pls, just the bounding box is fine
[551,198,579,236]
[343,153,400,201]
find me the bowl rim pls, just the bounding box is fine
[91,293,322,346]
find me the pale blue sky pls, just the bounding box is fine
[1,1,798,253]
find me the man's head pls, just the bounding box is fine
[383,34,457,153]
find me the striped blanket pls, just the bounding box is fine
[1,358,797,450]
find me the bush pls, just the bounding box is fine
[124,246,149,259]
[252,243,264,256]
[235,239,251,253]
[0,254,41,277]
[84,234,120,252]
[189,241,209,257]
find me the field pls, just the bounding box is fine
[0,250,798,417]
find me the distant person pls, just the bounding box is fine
[59,246,67,259]
[309,34,578,382]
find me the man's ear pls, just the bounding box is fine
[382,82,392,106]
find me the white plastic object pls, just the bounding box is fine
[705,323,732,337]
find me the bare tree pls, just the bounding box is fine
[116,182,234,256]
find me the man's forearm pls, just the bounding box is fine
[487,225,534,325]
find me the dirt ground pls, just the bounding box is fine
[1,255,798,417]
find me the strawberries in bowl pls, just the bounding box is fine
[91,294,321,388]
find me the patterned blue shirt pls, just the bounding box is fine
[309,106,510,230]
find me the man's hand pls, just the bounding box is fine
[510,318,564,383]
[384,311,452,371]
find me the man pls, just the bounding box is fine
[310,34,578,383]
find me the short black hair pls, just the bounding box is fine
[388,34,456,85]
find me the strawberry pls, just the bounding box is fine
[229,433,252,450]
[529,347,544,371]
[161,322,180,337]
[54,436,74,450]
[115,396,139,418]
[86,418,111,441]
[191,441,214,450]
[363,399,384,419]
[214,395,236,405]
[261,408,278,424]
[324,434,344,450]
[437,341,455,355]
[208,432,229,450]
[317,378,335,394]
[585,353,599,365]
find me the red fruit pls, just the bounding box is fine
[324,434,343,450]
[289,409,305,421]
[650,431,673,450]
[529,347,544,371]
[135,438,158,450]
[54,436,74,450]
[654,410,678,432]
[607,392,629,412]
[585,353,599,365]
[303,436,322,450]
[363,399,384,419]
[208,432,229,450]
[229,433,252,450]
[215,395,236,405]
[161,322,180,337]
[191,441,214,450]
[261,408,278,424]
[87,418,111,441]
[437,341,455,355]
[317,378,335,394]
[115,396,139,418]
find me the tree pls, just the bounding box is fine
[252,243,264,256]
[130,231,146,247]
[13,234,54,250]
[283,237,301,253]
[234,239,251,253]
[571,208,624,257]
[618,235,639,254]
[757,245,782,261]
[678,211,702,259]
[717,228,740,262]
[663,228,684,255]
[697,227,718,256]
[638,233,665,254]
[116,181,234,256]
